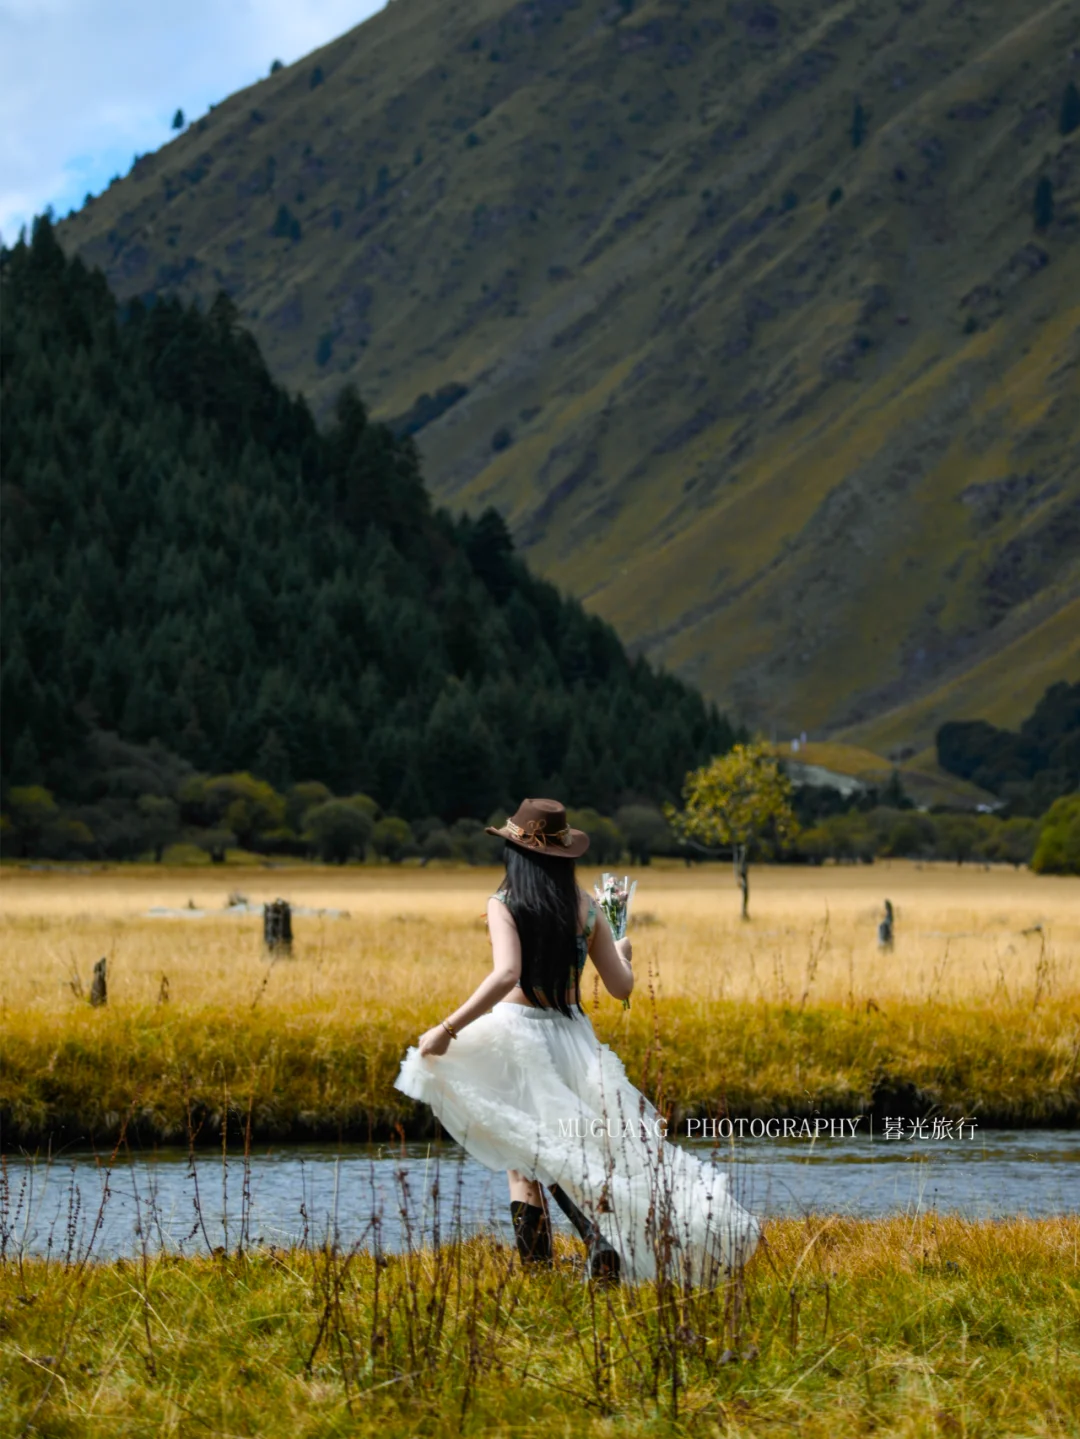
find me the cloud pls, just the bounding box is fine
[0,0,384,242]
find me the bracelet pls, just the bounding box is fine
[441,1019,458,1040]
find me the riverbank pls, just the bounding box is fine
[3,994,1079,1150]
[3,1214,1077,1436]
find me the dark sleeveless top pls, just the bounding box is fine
[491,891,596,1005]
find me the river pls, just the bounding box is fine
[3,1129,1076,1262]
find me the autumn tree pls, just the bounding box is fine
[665,742,797,919]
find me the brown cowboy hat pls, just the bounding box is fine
[486,797,590,859]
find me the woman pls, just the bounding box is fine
[394,797,761,1285]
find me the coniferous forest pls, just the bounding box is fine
[0,219,741,860]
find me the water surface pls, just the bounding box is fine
[4,1130,1076,1262]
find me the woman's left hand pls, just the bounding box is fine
[417,1025,452,1058]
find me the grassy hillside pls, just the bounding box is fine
[771,740,996,808]
[57,0,1080,746]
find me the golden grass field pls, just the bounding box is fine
[3,864,1079,1435]
[2,859,1079,1145]
[4,858,1078,1009]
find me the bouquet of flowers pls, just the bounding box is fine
[593,873,636,1009]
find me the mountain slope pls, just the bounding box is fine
[57,0,1080,747]
[0,220,738,829]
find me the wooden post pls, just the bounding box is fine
[263,899,293,955]
[734,844,750,921]
[89,956,107,1006]
[877,900,894,951]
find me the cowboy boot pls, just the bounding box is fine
[549,1184,621,1282]
[510,1200,553,1266]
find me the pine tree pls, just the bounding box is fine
[390,763,431,821]
[422,680,505,819]
[561,722,596,807]
[10,731,42,784]
[254,728,291,790]
[0,220,739,838]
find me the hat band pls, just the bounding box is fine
[507,818,572,849]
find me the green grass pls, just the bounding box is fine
[3,1216,1078,1436]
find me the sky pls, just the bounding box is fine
[0,0,385,244]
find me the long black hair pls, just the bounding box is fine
[498,843,583,1017]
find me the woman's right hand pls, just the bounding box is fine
[417,1025,452,1058]
[615,937,633,966]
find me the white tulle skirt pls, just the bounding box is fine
[394,1001,761,1285]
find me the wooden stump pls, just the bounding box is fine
[89,956,107,1006]
[263,899,293,955]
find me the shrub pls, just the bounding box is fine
[412,815,449,843]
[614,804,672,864]
[977,816,1037,867]
[3,785,59,855]
[41,816,96,858]
[187,826,236,864]
[345,793,380,821]
[372,816,416,862]
[567,808,624,864]
[935,814,981,864]
[178,773,286,850]
[449,818,503,865]
[420,827,455,861]
[137,794,181,861]
[303,801,374,863]
[1031,795,1080,874]
[813,812,875,863]
[286,781,333,835]
[883,812,936,858]
[2,797,96,860]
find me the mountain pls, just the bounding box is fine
[55,0,1080,750]
[0,219,739,844]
